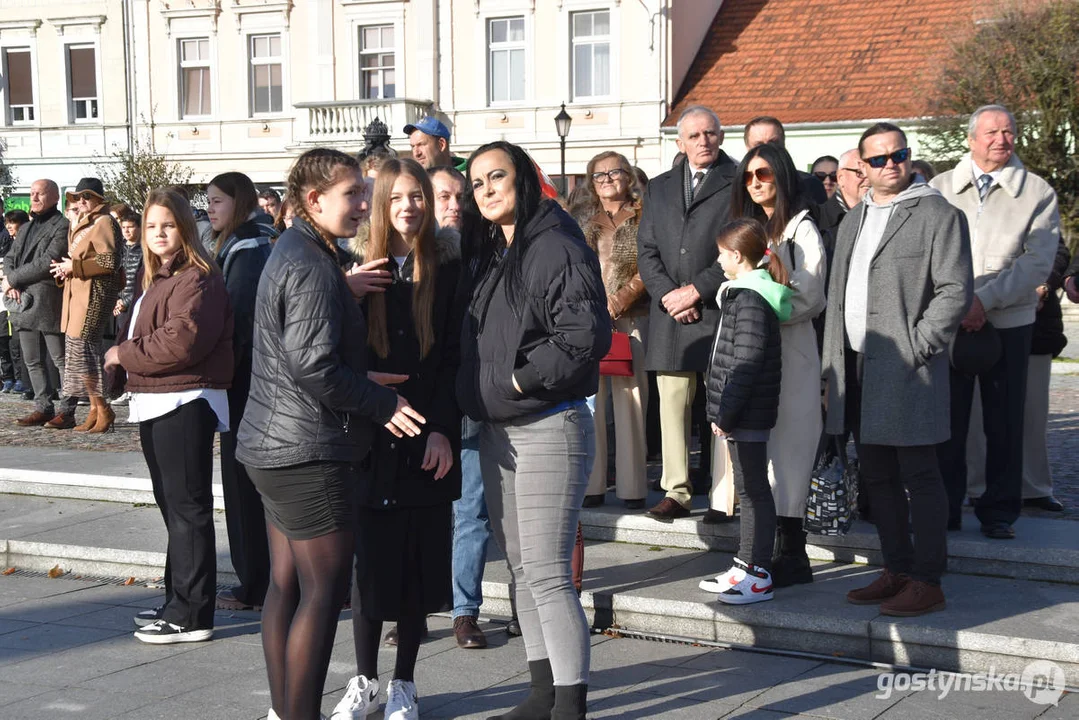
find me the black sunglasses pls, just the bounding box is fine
[863,148,912,169]
[813,171,837,182]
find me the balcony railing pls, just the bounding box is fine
[294,98,434,145]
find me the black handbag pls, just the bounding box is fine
[803,435,859,536]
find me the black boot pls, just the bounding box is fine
[551,683,588,720]
[771,517,813,588]
[488,659,555,720]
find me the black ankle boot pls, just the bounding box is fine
[551,683,588,719]
[771,517,813,588]
[487,659,555,720]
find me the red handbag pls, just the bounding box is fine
[599,331,634,377]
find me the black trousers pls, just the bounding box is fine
[847,350,948,584]
[220,430,270,605]
[937,324,1033,527]
[140,399,218,629]
[729,439,775,569]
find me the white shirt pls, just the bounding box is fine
[125,295,230,431]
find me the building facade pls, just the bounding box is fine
[1,0,725,195]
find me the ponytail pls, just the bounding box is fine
[717,218,790,287]
[764,247,790,287]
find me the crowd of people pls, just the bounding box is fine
[0,102,1069,719]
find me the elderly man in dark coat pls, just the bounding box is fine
[636,105,737,520]
[2,179,75,427]
[822,123,972,617]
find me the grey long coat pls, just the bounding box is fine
[822,191,973,446]
[637,154,737,372]
[3,207,70,334]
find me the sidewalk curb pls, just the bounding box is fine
[0,468,226,510]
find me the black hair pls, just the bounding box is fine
[859,122,908,156]
[463,140,544,316]
[427,165,466,184]
[257,188,281,202]
[730,143,805,244]
[811,155,839,169]
[4,209,30,226]
[744,116,786,146]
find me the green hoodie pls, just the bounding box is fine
[723,269,793,323]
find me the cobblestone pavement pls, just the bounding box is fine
[2,375,1077,518]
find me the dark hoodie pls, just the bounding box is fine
[456,200,611,423]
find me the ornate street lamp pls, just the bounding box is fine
[554,103,573,195]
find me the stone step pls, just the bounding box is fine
[580,497,1079,585]
[2,493,1077,688]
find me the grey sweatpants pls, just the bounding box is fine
[480,403,594,686]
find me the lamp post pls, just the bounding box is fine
[554,102,572,195]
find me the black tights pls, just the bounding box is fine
[263,522,353,720]
[350,580,424,684]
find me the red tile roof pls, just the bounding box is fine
[666,0,989,126]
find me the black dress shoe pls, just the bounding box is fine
[582,494,605,508]
[506,617,522,637]
[624,498,645,510]
[981,522,1015,540]
[1024,496,1065,512]
[701,509,735,524]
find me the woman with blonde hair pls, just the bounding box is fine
[237,148,424,720]
[104,188,234,644]
[571,151,649,509]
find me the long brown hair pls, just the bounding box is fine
[717,218,789,287]
[208,172,259,256]
[285,148,362,255]
[366,158,439,359]
[141,189,219,291]
[569,151,642,219]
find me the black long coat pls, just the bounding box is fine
[3,207,70,333]
[354,228,463,509]
[636,153,737,372]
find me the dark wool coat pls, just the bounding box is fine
[636,153,737,372]
[351,229,463,509]
[3,207,70,333]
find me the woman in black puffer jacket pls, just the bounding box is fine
[236,148,425,720]
[699,219,791,607]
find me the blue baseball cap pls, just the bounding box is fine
[403,116,450,140]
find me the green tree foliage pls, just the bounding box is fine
[921,0,1079,242]
[0,138,14,200]
[92,140,193,212]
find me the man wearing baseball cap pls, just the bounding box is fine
[404,116,466,172]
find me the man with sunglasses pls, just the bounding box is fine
[822,122,972,617]
[637,104,738,521]
[931,105,1060,539]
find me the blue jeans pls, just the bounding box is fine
[452,425,491,618]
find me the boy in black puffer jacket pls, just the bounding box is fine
[699,219,791,606]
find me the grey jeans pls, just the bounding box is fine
[19,330,75,415]
[480,403,594,686]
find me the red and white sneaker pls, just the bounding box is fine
[715,557,774,605]
[699,564,741,593]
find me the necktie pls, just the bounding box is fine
[977,174,993,201]
[692,171,706,198]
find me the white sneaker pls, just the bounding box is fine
[384,679,419,720]
[699,564,741,593]
[715,557,774,605]
[267,709,280,720]
[331,675,381,719]
[133,619,213,644]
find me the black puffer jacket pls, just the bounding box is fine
[705,286,783,433]
[457,200,611,423]
[236,218,399,468]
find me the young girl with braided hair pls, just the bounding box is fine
[698,218,791,606]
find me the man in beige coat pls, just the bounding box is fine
[931,105,1059,541]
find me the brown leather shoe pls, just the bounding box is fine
[453,615,488,649]
[43,413,76,430]
[880,580,946,617]
[15,410,53,427]
[846,569,910,605]
[646,497,690,522]
[216,587,261,611]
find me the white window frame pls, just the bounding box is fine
[177,36,214,120]
[65,42,100,124]
[358,24,396,100]
[570,9,612,101]
[248,32,284,116]
[2,46,38,125]
[486,16,527,106]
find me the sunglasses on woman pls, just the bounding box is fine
[863,148,912,169]
[591,168,627,183]
[813,171,837,182]
[743,167,775,185]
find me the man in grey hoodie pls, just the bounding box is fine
[822,122,973,617]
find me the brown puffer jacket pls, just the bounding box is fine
[117,255,234,393]
[60,206,122,340]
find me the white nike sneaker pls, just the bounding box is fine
[715,557,773,605]
[385,678,419,720]
[699,564,741,593]
[330,675,381,719]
